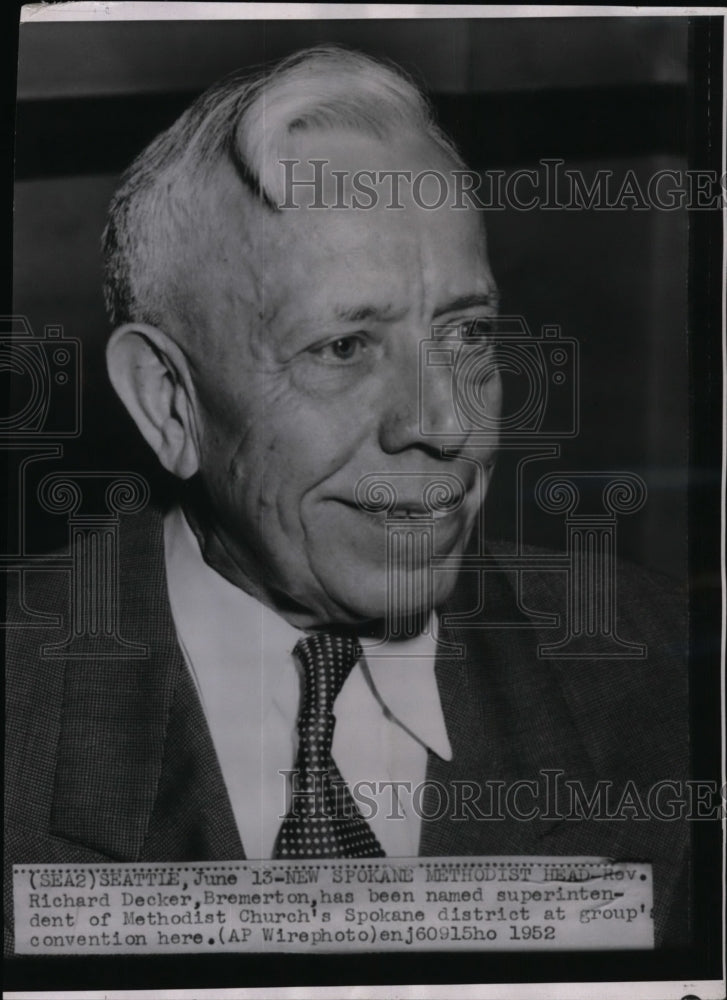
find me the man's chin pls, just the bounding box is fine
[313,564,460,633]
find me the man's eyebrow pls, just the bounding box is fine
[433,293,498,317]
[331,293,498,325]
[333,303,408,323]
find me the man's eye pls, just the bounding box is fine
[461,316,496,340]
[435,316,497,343]
[314,336,366,363]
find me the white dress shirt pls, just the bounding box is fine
[163,506,452,859]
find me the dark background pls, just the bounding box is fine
[11,16,690,579]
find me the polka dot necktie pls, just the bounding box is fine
[274,632,385,859]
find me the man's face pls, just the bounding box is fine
[186,132,501,627]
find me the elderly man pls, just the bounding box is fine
[5,47,688,949]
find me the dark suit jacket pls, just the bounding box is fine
[4,507,689,954]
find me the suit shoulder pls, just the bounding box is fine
[485,537,686,633]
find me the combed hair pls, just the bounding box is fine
[102,45,465,331]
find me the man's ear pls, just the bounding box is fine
[106,323,200,480]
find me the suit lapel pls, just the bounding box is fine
[49,508,244,861]
[420,558,596,857]
[141,660,245,860]
[420,551,689,946]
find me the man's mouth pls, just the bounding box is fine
[337,486,472,522]
[330,470,480,532]
[387,503,460,521]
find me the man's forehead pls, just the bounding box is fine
[210,211,489,333]
[262,179,488,264]
[269,126,462,205]
[256,243,495,339]
[204,129,487,248]
[188,142,492,339]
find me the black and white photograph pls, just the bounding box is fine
[3,4,725,999]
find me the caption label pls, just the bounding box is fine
[14,856,654,953]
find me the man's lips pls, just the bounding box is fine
[333,489,473,522]
[348,469,478,522]
[378,503,459,520]
[328,500,470,563]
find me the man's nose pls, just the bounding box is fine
[377,344,469,455]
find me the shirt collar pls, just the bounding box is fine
[164,505,303,716]
[362,629,452,762]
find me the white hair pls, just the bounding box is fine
[102,45,466,330]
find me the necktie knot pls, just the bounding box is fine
[294,631,362,717]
